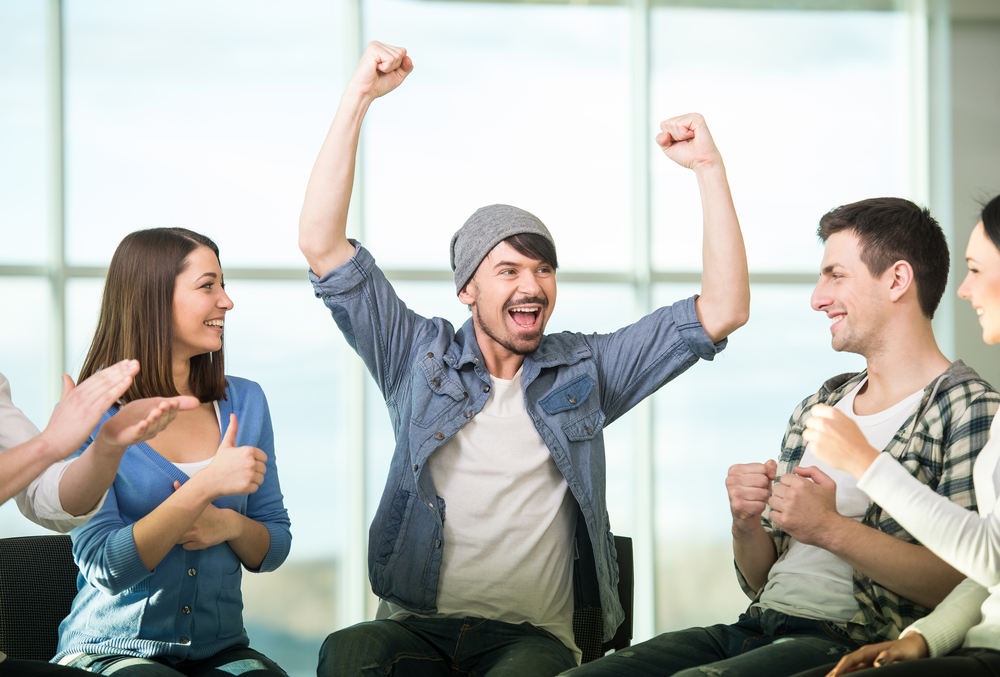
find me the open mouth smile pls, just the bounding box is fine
[508,306,541,330]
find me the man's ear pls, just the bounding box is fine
[887,260,914,303]
[458,278,476,306]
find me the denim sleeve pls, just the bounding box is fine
[309,241,438,401]
[588,294,726,425]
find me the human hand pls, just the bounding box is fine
[768,465,843,547]
[726,460,777,528]
[804,404,881,478]
[347,41,413,103]
[191,414,267,499]
[37,360,140,461]
[656,113,723,173]
[826,632,929,675]
[173,495,237,550]
[97,395,200,452]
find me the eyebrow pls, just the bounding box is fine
[195,272,218,280]
[492,260,522,269]
[821,264,842,274]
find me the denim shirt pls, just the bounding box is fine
[310,242,726,641]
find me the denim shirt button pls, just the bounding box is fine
[180,637,190,645]
[568,396,577,404]
[462,391,468,398]
[464,411,473,418]
[432,379,440,387]
[182,605,191,615]
[434,432,444,440]
[435,540,442,548]
[428,502,435,509]
[427,352,434,358]
[187,568,196,577]
[585,427,593,435]
[483,386,490,393]
[413,464,419,472]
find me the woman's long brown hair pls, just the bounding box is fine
[78,228,227,404]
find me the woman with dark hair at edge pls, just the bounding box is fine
[789,195,1000,677]
[0,361,197,677]
[51,228,291,677]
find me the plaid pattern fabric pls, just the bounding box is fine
[736,361,1000,645]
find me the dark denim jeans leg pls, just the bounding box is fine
[565,610,858,677]
[317,617,576,677]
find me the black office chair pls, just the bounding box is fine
[0,535,79,661]
[573,535,634,664]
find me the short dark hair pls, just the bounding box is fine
[817,197,948,319]
[504,232,558,270]
[981,194,1000,251]
[78,227,227,404]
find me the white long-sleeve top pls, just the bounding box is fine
[0,371,104,533]
[857,413,1000,655]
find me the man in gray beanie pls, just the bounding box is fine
[299,41,749,677]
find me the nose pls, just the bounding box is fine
[219,287,234,311]
[810,279,831,312]
[518,271,542,297]
[957,272,972,300]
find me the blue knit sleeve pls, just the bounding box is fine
[235,380,291,573]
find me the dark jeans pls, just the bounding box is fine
[60,645,287,676]
[565,609,859,677]
[317,616,578,677]
[0,658,93,676]
[791,646,1000,677]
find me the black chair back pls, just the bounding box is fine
[0,535,79,661]
[573,535,634,663]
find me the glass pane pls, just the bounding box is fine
[0,1,49,264]
[0,277,52,538]
[63,0,344,269]
[66,277,104,379]
[652,283,865,633]
[362,0,632,273]
[650,8,911,273]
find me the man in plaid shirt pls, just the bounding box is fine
[570,198,1000,677]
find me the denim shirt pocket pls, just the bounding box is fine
[563,408,606,442]
[411,356,471,428]
[538,375,595,415]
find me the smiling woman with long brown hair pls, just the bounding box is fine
[53,228,291,677]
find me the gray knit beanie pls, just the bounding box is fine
[449,204,556,294]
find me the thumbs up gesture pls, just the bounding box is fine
[197,414,267,498]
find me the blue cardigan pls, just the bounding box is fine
[54,376,292,663]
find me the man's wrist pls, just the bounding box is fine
[732,515,764,538]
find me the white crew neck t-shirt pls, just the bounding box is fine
[377,367,581,663]
[757,378,924,622]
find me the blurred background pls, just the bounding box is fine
[2,0,999,675]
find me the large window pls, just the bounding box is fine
[1,1,939,672]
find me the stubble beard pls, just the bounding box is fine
[472,304,543,356]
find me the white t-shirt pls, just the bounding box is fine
[377,367,581,663]
[757,378,924,622]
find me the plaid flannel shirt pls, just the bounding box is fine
[736,360,1000,645]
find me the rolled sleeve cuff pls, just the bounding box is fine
[253,522,291,573]
[674,295,727,361]
[308,240,372,299]
[15,459,108,533]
